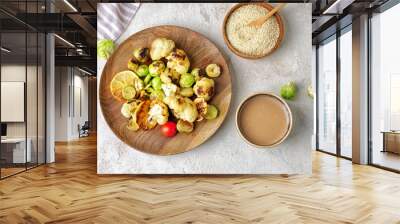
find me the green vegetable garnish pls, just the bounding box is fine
[127,60,138,72]
[151,77,162,90]
[205,104,218,120]
[144,74,152,85]
[97,39,115,59]
[180,87,194,97]
[137,64,149,77]
[179,73,195,88]
[149,60,165,77]
[150,89,165,101]
[280,81,297,100]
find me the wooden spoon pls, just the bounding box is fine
[248,3,286,28]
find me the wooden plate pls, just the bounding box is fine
[222,3,285,59]
[99,25,232,155]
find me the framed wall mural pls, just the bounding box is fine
[97,3,312,174]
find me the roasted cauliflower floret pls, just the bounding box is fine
[160,68,172,83]
[164,96,198,123]
[166,49,190,75]
[121,100,142,118]
[193,77,215,101]
[194,98,208,122]
[148,100,169,125]
[161,83,179,97]
[150,38,175,60]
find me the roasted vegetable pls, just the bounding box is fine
[160,68,172,83]
[193,77,214,101]
[163,95,198,123]
[177,120,194,133]
[194,98,208,121]
[136,100,156,130]
[151,77,163,90]
[133,47,150,63]
[144,74,152,85]
[205,64,221,78]
[204,104,218,120]
[180,87,194,97]
[149,60,165,77]
[179,73,195,88]
[97,39,115,59]
[127,59,139,71]
[121,102,133,118]
[121,100,142,118]
[161,83,179,97]
[170,68,181,83]
[150,38,175,60]
[166,49,190,75]
[127,101,143,131]
[150,89,164,101]
[148,100,169,125]
[191,68,203,81]
[136,64,149,77]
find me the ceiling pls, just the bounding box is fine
[0,0,394,74]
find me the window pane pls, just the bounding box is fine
[318,37,337,154]
[340,29,352,158]
[371,3,400,171]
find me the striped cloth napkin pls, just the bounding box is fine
[97,3,140,41]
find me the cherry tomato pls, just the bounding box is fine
[161,121,177,137]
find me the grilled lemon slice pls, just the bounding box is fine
[110,70,143,101]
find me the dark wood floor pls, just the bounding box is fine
[0,135,400,223]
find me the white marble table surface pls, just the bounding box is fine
[97,3,312,174]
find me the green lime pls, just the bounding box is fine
[122,86,136,101]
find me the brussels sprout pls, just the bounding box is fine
[151,76,162,90]
[193,77,215,101]
[176,120,194,133]
[179,73,195,88]
[136,64,149,77]
[144,74,152,85]
[133,47,150,63]
[205,104,218,120]
[150,89,165,101]
[180,87,194,97]
[205,64,221,78]
[97,39,115,59]
[280,81,297,100]
[149,60,165,77]
[166,49,190,75]
[127,59,139,71]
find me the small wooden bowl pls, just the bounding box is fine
[236,93,293,148]
[222,3,285,59]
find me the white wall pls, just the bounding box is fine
[54,67,89,141]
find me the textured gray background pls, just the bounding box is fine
[97,3,312,174]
